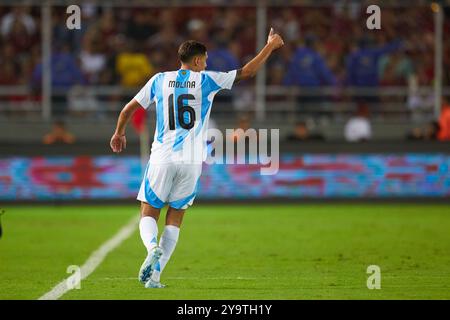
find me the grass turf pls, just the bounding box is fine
[0,204,449,299]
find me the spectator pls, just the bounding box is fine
[187,19,209,45]
[0,62,18,85]
[115,42,154,88]
[31,44,85,89]
[283,34,336,87]
[425,121,440,140]
[5,17,35,53]
[407,121,440,141]
[42,120,76,145]
[344,103,372,142]
[285,121,324,142]
[148,24,181,53]
[206,36,239,72]
[379,60,401,86]
[126,10,157,43]
[0,44,20,84]
[229,115,253,143]
[1,6,36,37]
[406,127,424,140]
[267,63,285,86]
[207,34,239,105]
[98,9,118,52]
[31,44,86,116]
[266,63,286,102]
[147,23,182,71]
[407,68,435,111]
[52,7,85,54]
[280,9,301,43]
[378,51,414,86]
[79,32,107,84]
[346,37,402,87]
[437,97,450,141]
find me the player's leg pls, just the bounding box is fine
[139,202,161,253]
[137,162,174,253]
[147,163,201,286]
[137,202,164,284]
[136,163,174,284]
[150,207,185,283]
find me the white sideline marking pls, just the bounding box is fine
[38,215,140,300]
[97,276,260,281]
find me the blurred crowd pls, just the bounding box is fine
[0,3,450,127]
[0,5,257,89]
[266,5,443,89]
[1,5,449,88]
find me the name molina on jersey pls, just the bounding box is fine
[168,80,196,88]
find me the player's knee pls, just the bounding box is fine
[140,202,161,220]
[166,207,185,227]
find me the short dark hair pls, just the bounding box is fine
[178,40,207,63]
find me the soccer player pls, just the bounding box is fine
[110,28,284,288]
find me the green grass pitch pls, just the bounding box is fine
[1,204,449,300]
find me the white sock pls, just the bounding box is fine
[139,216,158,254]
[151,225,180,282]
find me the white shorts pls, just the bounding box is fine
[137,162,202,210]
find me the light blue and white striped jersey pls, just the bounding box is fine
[134,69,237,164]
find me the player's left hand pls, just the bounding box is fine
[110,133,126,153]
[267,27,284,50]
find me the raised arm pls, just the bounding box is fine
[234,27,284,83]
[110,99,142,153]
